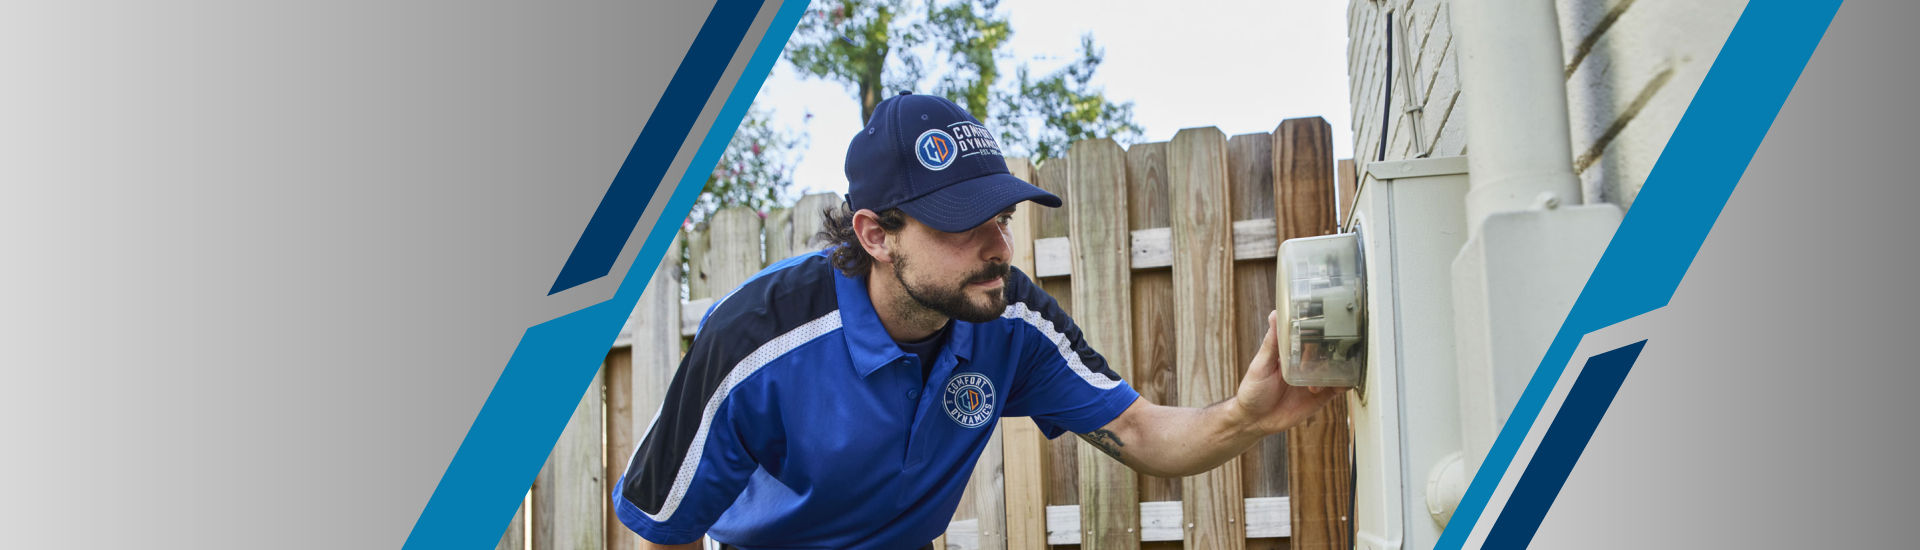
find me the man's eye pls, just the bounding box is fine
[996,214,1014,225]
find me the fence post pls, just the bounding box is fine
[1170,127,1247,550]
[1275,117,1352,550]
[1068,138,1141,549]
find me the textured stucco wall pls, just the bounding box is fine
[1347,0,1746,209]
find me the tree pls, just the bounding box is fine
[690,105,809,225]
[926,0,1010,119]
[785,0,927,122]
[787,0,1140,161]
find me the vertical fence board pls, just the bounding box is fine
[1275,117,1352,550]
[603,349,639,550]
[954,480,979,525]
[1033,159,1080,508]
[1228,133,1290,503]
[1169,127,1247,550]
[1068,139,1141,549]
[497,493,528,550]
[1001,158,1051,550]
[708,206,765,296]
[645,237,689,546]
[1276,119,1341,239]
[536,371,607,550]
[764,206,794,262]
[533,463,551,550]
[1124,141,1183,505]
[790,192,839,255]
[632,233,682,417]
[1002,415,1050,550]
[627,232,697,547]
[972,427,1008,550]
[1335,159,1358,226]
[685,227,712,300]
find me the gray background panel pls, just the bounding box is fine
[0,1,725,548]
[1533,1,1920,547]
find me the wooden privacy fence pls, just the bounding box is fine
[498,118,1352,550]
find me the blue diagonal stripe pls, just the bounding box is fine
[1435,1,1840,547]
[1483,341,1645,549]
[402,0,808,547]
[547,0,766,295]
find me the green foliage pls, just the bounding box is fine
[997,36,1144,162]
[786,0,1140,162]
[692,106,809,224]
[926,0,1010,119]
[786,0,927,122]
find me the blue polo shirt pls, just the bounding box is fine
[613,250,1139,549]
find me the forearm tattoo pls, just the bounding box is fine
[1079,429,1125,460]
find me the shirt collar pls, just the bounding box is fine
[834,266,975,378]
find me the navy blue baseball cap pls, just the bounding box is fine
[845,91,1062,233]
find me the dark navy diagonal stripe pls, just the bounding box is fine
[548,0,766,295]
[1483,340,1646,549]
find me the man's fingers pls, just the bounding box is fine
[1246,311,1283,379]
[1261,310,1280,355]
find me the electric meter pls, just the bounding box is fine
[1276,230,1367,387]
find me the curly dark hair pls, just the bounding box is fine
[819,204,906,277]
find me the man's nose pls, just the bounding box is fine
[979,222,1012,263]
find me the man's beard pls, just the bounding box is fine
[889,250,1011,324]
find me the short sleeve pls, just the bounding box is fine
[611,334,777,544]
[998,269,1141,438]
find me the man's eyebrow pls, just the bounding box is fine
[999,206,1017,215]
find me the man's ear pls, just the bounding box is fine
[851,209,892,263]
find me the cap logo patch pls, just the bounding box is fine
[916,129,957,171]
[942,372,995,428]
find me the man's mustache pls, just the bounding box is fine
[968,262,1011,284]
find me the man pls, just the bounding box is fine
[613,92,1340,550]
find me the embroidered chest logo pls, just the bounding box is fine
[941,372,996,428]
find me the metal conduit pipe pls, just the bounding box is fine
[1450,0,1583,226]
[1431,0,1624,525]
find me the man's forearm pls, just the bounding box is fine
[1082,398,1268,477]
[1079,310,1342,477]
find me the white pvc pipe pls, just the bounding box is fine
[1449,0,1583,225]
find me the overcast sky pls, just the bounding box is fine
[748,0,1355,197]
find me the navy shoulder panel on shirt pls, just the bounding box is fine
[1000,266,1122,384]
[620,252,841,515]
